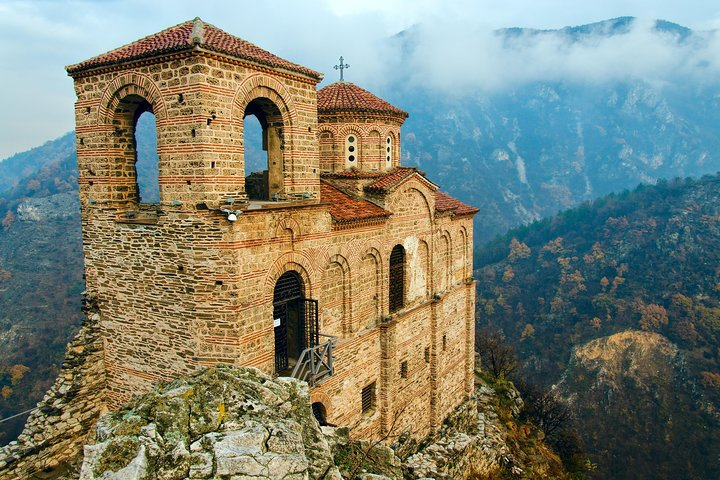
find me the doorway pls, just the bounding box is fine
[273,271,318,374]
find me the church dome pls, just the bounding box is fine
[317,82,408,120]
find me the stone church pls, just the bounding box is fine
[64,18,477,441]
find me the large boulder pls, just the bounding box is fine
[79,366,340,480]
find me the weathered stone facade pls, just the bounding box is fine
[62,17,477,446]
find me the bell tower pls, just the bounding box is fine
[66,18,324,407]
[67,17,323,209]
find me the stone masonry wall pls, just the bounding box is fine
[69,45,476,445]
[0,296,106,479]
[72,52,320,207]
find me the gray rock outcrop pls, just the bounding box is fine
[79,366,341,480]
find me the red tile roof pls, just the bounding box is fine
[317,82,408,118]
[434,191,479,216]
[322,167,437,193]
[67,18,322,79]
[320,180,390,223]
[364,167,424,193]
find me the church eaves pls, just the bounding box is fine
[66,17,322,80]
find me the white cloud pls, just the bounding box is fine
[0,0,719,159]
[397,17,720,94]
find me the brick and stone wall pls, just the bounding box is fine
[65,28,477,447]
[317,119,402,173]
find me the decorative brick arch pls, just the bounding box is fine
[231,74,297,125]
[320,252,353,334]
[265,254,316,302]
[397,185,434,223]
[317,124,338,136]
[274,216,302,239]
[440,231,452,291]
[338,124,364,138]
[310,390,333,417]
[355,243,383,268]
[458,226,469,280]
[98,73,167,125]
[359,245,384,318]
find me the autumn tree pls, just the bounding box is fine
[638,302,669,331]
[520,323,536,339]
[508,238,531,262]
[502,266,515,283]
[475,328,518,379]
[9,364,30,385]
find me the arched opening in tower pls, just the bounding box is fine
[243,98,284,201]
[111,94,159,204]
[135,110,159,203]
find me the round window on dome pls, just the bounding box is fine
[345,134,360,168]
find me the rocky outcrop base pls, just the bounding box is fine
[78,366,341,480]
[0,296,105,480]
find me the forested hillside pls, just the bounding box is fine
[475,174,720,479]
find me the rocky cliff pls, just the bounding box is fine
[0,342,569,480]
[69,365,568,480]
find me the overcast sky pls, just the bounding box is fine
[1,0,719,160]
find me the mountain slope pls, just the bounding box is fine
[0,133,75,195]
[391,18,720,241]
[475,174,720,479]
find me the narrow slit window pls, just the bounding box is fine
[135,110,159,203]
[361,382,376,413]
[345,134,358,169]
[389,244,405,313]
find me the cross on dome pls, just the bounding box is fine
[333,56,350,81]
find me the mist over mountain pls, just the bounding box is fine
[388,17,720,241]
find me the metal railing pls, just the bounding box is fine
[290,333,337,386]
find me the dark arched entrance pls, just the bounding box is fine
[273,271,318,374]
[312,402,328,426]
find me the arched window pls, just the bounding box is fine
[244,97,285,200]
[389,244,405,313]
[385,135,393,169]
[111,94,159,204]
[345,134,359,169]
[135,110,159,203]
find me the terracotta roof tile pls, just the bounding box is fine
[321,181,390,223]
[318,82,408,118]
[364,167,419,193]
[67,18,321,79]
[434,191,479,216]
